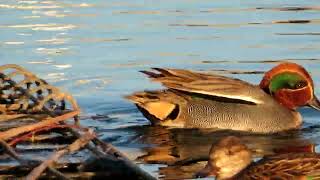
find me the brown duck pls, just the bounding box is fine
[196,136,320,179]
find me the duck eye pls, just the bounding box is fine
[295,81,307,89]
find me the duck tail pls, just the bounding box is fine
[124,90,182,125]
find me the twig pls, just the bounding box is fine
[0,110,79,141]
[26,129,96,180]
[0,64,155,179]
[8,124,80,146]
[0,114,28,122]
[0,139,69,180]
[47,167,70,180]
[66,127,156,180]
[0,139,24,163]
[93,138,157,180]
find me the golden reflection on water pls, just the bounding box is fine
[35,47,70,55]
[4,41,25,45]
[134,126,317,179]
[0,1,93,10]
[0,4,61,10]
[27,60,54,64]
[2,23,76,31]
[36,38,70,45]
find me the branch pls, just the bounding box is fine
[0,110,79,141]
[8,124,80,146]
[93,138,157,180]
[66,127,156,180]
[0,139,69,180]
[26,129,95,180]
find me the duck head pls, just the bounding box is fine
[195,136,252,179]
[259,62,320,110]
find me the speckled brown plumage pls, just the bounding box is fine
[197,136,320,180]
[238,153,320,179]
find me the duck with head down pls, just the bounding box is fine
[126,62,320,133]
[195,136,320,179]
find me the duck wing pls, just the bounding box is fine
[241,153,320,179]
[140,68,267,104]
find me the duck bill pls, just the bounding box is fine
[308,95,320,111]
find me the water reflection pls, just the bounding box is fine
[2,0,320,178]
[36,38,70,45]
[194,59,320,65]
[2,24,76,31]
[205,69,264,74]
[256,6,320,11]
[276,32,320,35]
[119,123,320,179]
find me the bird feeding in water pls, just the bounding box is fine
[126,62,320,133]
[195,136,320,179]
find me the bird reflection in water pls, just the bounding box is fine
[128,126,318,179]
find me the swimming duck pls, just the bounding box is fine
[125,62,320,133]
[195,136,320,179]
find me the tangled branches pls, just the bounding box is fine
[0,64,155,180]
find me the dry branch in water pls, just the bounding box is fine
[8,124,78,146]
[26,129,96,180]
[0,110,79,141]
[0,139,69,180]
[0,64,156,180]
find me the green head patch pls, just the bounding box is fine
[269,72,307,93]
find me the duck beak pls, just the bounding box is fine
[308,95,320,111]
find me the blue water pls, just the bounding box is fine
[1,0,320,179]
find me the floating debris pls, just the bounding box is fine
[0,64,155,179]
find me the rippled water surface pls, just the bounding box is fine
[1,0,320,179]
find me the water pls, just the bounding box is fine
[1,0,320,179]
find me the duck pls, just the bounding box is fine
[195,136,320,179]
[125,62,320,133]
